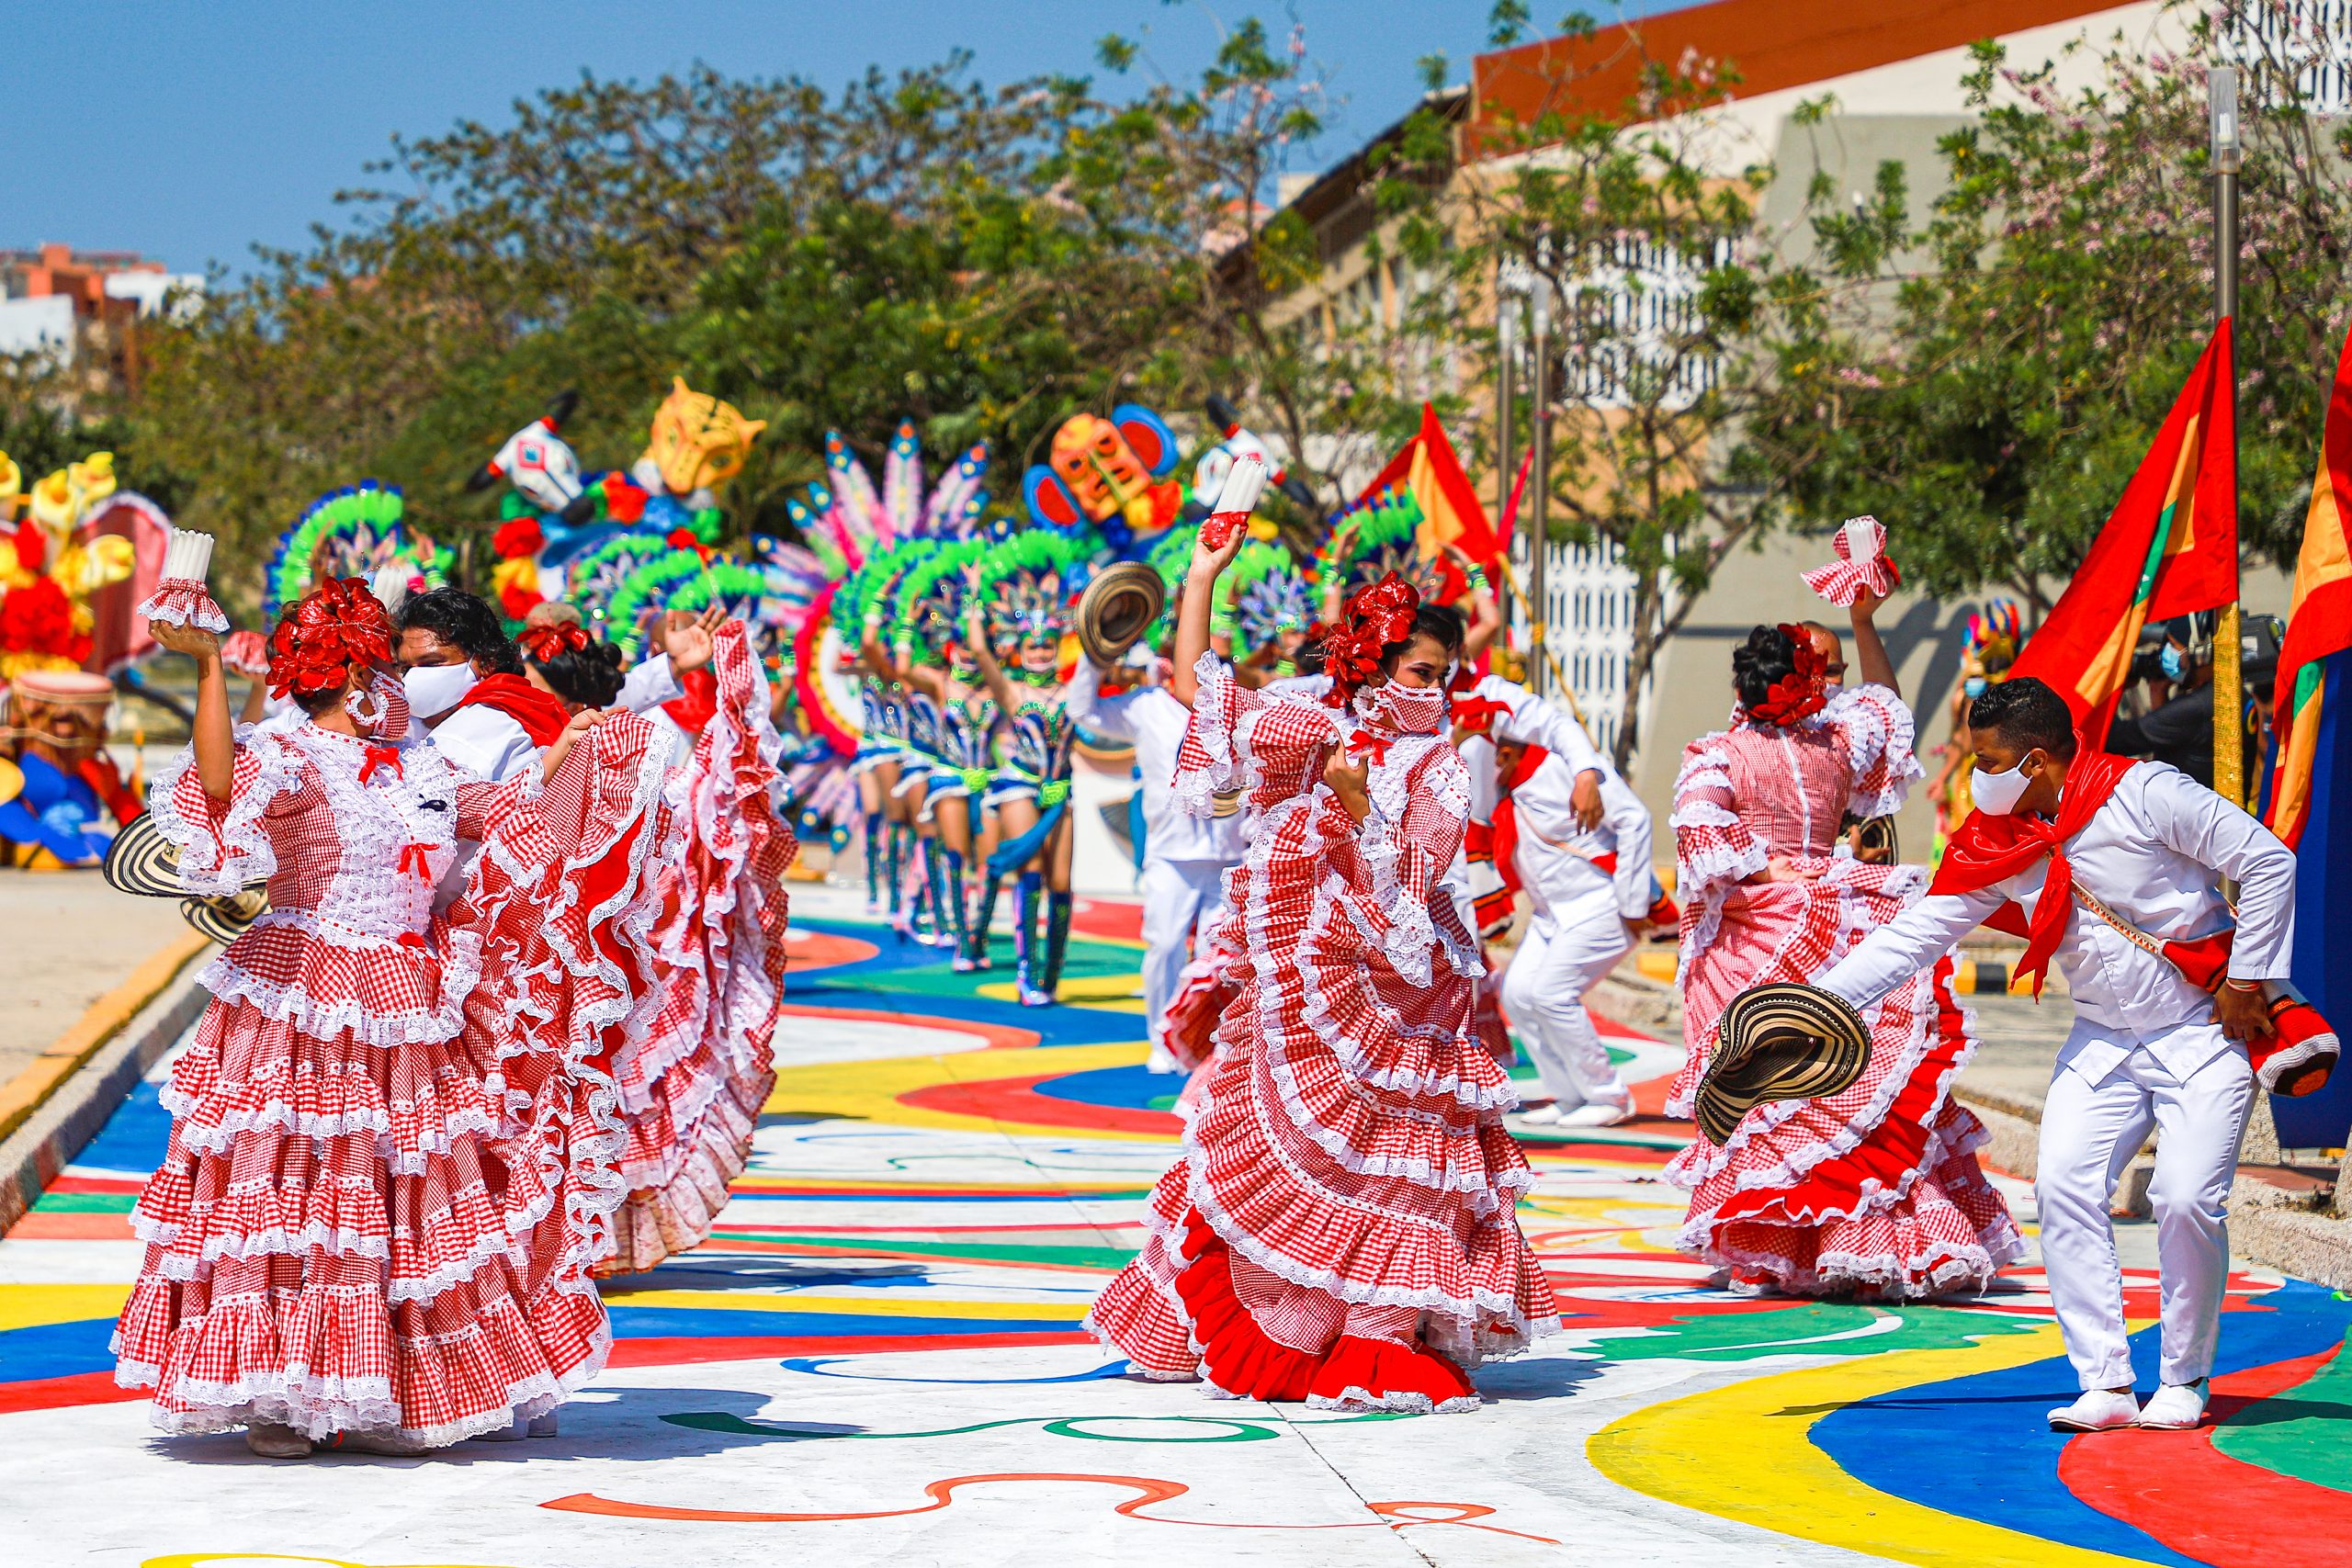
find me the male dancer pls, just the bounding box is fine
[1816,677,2294,1431]
[1065,643,1245,1073]
[1492,733,1655,1127]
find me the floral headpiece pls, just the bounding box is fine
[267,577,394,699]
[1312,571,1419,710]
[1743,623,1827,728]
[519,620,592,664]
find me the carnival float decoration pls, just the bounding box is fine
[0,449,182,865]
[478,380,765,624]
[1020,404,1183,557]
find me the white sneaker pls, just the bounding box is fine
[2135,1381,2208,1430]
[1515,1103,1563,1125]
[2047,1389,2140,1431]
[1558,1102,1631,1129]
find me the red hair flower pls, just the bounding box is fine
[518,621,591,663]
[1314,571,1421,710]
[267,578,394,699]
[1745,623,1828,728]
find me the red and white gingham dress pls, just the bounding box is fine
[1089,661,1558,1413]
[1665,684,2022,1297]
[115,710,646,1446]
[600,623,796,1273]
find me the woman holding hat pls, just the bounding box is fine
[1666,603,2021,1298]
[1090,521,1555,1413]
[125,580,648,1456]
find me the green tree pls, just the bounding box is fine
[1770,0,2351,614]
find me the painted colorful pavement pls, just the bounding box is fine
[3,884,2349,1567]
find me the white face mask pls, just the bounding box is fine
[1972,754,2036,816]
[401,660,477,721]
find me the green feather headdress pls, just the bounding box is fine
[975,528,1098,645]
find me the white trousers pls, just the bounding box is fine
[1140,856,1232,1058]
[2037,1025,2253,1391]
[1499,908,1634,1111]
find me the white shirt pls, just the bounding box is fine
[424,703,538,784]
[1065,660,1244,864]
[1504,751,1655,924]
[617,652,683,715]
[1820,762,2296,1082]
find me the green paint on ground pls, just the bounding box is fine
[1582,1302,2041,1361]
[30,1193,135,1213]
[2212,1337,2352,1491]
[712,1234,1138,1269]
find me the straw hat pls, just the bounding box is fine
[1694,982,1872,1145]
[101,813,185,898]
[179,888,269,946]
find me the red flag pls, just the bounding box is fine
[1352,404,1504,603]
[2010,320,2237,748]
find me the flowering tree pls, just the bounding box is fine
[1367,8,1874,765]
[1775,0,2352,614]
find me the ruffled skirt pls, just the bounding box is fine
[1091,794,1556,1409]
[1668,872,2023,1298]
[113,981,609,1446]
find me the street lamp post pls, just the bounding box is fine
[1496,278,1516,649]
[1527,287,1551,697]
[2211,63,2245,808]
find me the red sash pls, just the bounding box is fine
[459,672,571,748]
[1927,750,2137,996]
[1489,746,1617,895]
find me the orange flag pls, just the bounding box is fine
[2010,321,2238,748]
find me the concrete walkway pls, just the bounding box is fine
[2,888,2347,1567]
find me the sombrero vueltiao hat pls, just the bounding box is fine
[1695,982,1872,1145]
[180,888,269,946]
[103,812,186,897]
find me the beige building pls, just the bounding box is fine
[1251,0,2297,853]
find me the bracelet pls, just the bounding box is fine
[2222,976,2264,993]
[1464,567,1489,593]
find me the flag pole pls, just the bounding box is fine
[2212,63,2245,808]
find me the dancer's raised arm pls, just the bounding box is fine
[1173,521,1248,708]
[152,621,233,801]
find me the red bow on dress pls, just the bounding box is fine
[396,843,435,883]
[1346,728,1394,766]
[359,745,403,784]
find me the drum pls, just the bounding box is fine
[11,670,115,771]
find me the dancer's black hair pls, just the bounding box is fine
[1731,625,1800,711]
[528,639,627,707]
[1968,676,2078,758]
[396,587,523,675]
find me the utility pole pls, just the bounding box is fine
[1527,286,1551,697]
[2211,63,2245,808]
[1496,276,1516,650]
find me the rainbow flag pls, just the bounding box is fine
[2009,321,2238,747]
[2266,321,2352,1146]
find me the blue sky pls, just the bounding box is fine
[10,1,1692,277]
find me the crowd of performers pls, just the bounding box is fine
[106,402,2321,1447]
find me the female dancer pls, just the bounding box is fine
[1090,527,1556,1411]
[967,532,1091,1007]
[883,546,1002,971]
[128,581,636,1455]
[1666,600,2021,1297]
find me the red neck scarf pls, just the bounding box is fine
[662,667,719,737]
[1491,744,1551,896]
[1928,750,2139,996]
[458,672,571,748]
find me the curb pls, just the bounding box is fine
[0,935,210,1236]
